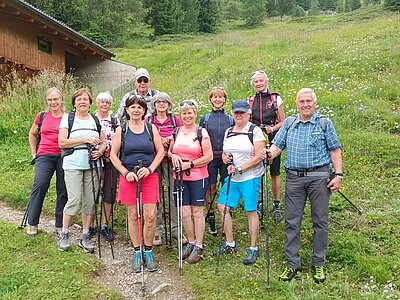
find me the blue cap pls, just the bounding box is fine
[232,100,250,113]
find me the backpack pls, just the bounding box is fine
[120,121,154,160]
[202,112,234,129]
[36,111,46,150]
[148,113,177,128]
[66,111,102,138]
[226,124,257,145]
[286,114,328,132]
[110,116,118,132]
[172,126,203,147]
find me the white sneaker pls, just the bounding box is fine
[27,225,38,236]
[58,232,70,251]
[78,233,94,253]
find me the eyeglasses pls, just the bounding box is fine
[251,70,266,76]
[46,97,61,102]
[212,86,225,91]
[137,77,149,83]
[180,100,196,107]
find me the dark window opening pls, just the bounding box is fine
[37,36,52,54]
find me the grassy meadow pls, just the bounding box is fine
[0,6,399,299]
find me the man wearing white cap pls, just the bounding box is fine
[116,68,159,119]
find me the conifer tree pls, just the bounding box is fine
[242,0,266,25]
[198,0,220,33]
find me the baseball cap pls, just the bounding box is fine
[135,68,150,80]
[232,100,250,113]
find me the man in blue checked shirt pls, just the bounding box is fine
[266,88,343,284]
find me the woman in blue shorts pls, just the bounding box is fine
[216,100,265,266]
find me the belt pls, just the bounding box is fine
[286,165,329,177]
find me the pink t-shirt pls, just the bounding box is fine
[35,112,64,155]
[172,127,209,181]
[145,114,183,138]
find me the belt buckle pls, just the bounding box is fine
[297,171,305,177]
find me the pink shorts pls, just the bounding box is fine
[118,173,159,205]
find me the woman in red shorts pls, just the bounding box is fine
[110,95,163,272]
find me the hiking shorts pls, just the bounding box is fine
[218,176,262,212]
[118,173,159,205]
[269,153,281,176]
[174,178,208,207]
[208,158,228,185]
[102,160,118,204]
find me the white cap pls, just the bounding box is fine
[135,68,150,80]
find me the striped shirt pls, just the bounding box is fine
[272,113,341,169]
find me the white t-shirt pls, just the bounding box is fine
[222,122,265,182]
[60,114,103,170]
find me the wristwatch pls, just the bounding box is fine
[190,161,195,168]
[237,166,243,175]
[334,173,344,180]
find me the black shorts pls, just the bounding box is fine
[103,160,118,204]
[269,153,281,176]
[208,158,228,185]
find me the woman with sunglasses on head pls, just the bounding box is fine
[110,95,164,273]
[26,87,68,237]
[145,92,184,246]
[199,87,234,236]
[168,99,213,264]
[250,70,286,222]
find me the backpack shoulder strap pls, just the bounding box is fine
[286,114,298,130]
[144,122,154,142]
[248,96,255,110]
[248,124,256,145]
[172,126,180,142]
[270,92,279,110]
[90,113,102,135]
[227,115,234,126]
[38,111,46,132]
[203,113,211,129]
[148,114,155,124]
[319,115,328,132]
[196,126,203,146]
[67,111,75,138]
[170,113,177,128]
[110,116,118,132]
[151,89,157,97]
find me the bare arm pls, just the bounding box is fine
[28,123,39,158]
[328,148,343,192]
[266,144,282,160]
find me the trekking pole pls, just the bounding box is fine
[205,180,222,224]
[264,160,270,288]
[135,160,145,297]
[216,153,233,275]
[338,191,363,215]
[160,163,168,248]
[176,161,184,276]
[166,158,173,249]
[100,167,115,259]
[18,201,30,229]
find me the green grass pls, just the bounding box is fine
[0,6,399,300]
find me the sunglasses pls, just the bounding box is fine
[137,77,149,83]
[251,70,266,76]
[212,86,225,91]
[180,100,196,107]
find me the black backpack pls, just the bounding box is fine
[172,126,203,147]
[66,111,102,138]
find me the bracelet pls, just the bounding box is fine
[124,171,130,177]
[146,167,152,174]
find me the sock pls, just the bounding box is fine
[195,244,203,249]
[188,240,196,245]
[250,246,259,251]
[144,245,152,251]
[207,212,215,217]
[101,224,108,229]
[134,246,140,252]
[274,200,280,204]
[226,241,235,247]
[61,228,69,234]
[82,229,89,235]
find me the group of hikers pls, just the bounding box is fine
[25,67,343,284]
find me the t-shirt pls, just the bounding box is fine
[59,114,103,170]
[145,114,182,138]
[35,112,65,155]
[222,122,265,182]
[97,114,120,158]
[172,127,210,181]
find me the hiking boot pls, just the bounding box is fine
[243,248,260,265]
[186,246,203,264]
[207,214,218,236]
[145,250,159,272]
[78,233,94,253]
[215,242,236,256]
[182,243,195,260]
[272,202,283,222]
[101,225,114,242]
[88,224,96,239]
[58,231,70,251]
[27,225,38,237]
[153,233,162,246]
[132,251,143,273]
[312,265,326,283]
[278,266,302,282]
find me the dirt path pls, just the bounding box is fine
[0,201,194,300]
